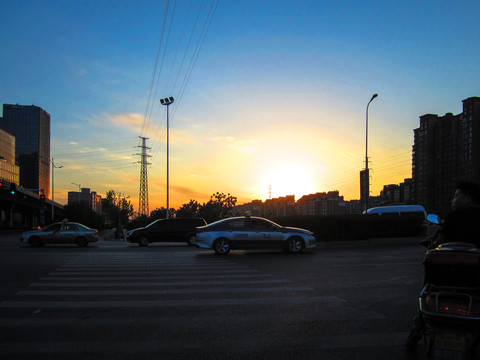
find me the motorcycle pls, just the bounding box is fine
[413,214,480,359]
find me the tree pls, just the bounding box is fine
[150,207,176,220]
[102,190,134,228]
[198,192,237,223]
[176,200,200,218]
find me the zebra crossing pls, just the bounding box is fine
[0,250,418,359]
[0,251,337,309]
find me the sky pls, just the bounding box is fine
[1,0,480,212]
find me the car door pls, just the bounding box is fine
[148,220,169,242]
[226,219,250,249]
[247,219,284,248]
[41,223,62,243]
[56,223,78,244]
[168,220,185,242]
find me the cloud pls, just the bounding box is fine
[208,136,259,153]
[108,113,144,131]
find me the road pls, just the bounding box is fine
[0,232,430,360]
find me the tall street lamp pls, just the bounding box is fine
[51,158,63,220]
[71,182,81,205]
[160,96,174,219]
[71,182,81,192]
[364,93,378,212]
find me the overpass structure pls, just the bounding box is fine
[0,187,64,229]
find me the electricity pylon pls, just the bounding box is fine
[137,136,151,216]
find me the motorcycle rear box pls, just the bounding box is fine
[424,243,480,287]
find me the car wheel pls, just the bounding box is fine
[286,237,303,253]
[76,237,88,247]
[214,238,231,255]
[29,236,43,247]
[138,236,149,247]
[186,235,196,246]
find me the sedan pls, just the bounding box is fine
[195,216,316,255]
[21,221,99,247]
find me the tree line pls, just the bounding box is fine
[128,192,237,229]
[62,190,237,230]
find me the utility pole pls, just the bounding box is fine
[137,136,151,216]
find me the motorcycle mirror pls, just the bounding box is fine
[427,214,440,225]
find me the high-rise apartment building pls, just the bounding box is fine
[412,96,480,214]
[68,188,102,214]
[0,104,50,198]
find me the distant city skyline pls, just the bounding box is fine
[1,1,479,212]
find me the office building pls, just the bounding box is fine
[412,96,480,214]
[0,104,50,197]
[0,128,20,184]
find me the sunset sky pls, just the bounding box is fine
[1,1,480,212]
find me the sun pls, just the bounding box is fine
[263,163,316,201]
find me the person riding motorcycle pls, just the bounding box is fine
[406,181,480,350]
[430,181,480,248]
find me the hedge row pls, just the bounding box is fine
[270,215,426,242]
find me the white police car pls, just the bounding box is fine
[195,216,316,255]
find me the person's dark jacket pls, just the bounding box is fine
[440,206,480,246]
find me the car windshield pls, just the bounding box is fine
[145,220,160,229]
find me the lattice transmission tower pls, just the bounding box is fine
[137,136,151,216]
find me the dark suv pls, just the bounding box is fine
[126,218,207,246]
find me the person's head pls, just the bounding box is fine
[452,181,480,210]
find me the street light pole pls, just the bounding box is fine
[51,158,63,220]
[71,182,81,192]
[365,93,378,212]
[160,97,174,219]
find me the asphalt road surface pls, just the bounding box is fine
[0,232,430,360]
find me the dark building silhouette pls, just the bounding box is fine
[413,96,480,214]
[0,104,50,198]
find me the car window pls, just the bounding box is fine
[248,219,278,231]
[45,223,61,232]
[152,221,167,230]
[63,223,78,231]
[228,219,246,229]
[169,220,185,231]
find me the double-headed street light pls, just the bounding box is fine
[160,96,174,219]
[364,93,378,212]
[51,158,63,220]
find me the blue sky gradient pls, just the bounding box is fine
[1,1,479,210]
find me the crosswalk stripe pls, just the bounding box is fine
[31,279,291,287]
[17,286,313,296]
[40,274,273,281]
[0,295,343,308]
[46,270,260,276]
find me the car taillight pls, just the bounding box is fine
[93,230,98,235]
